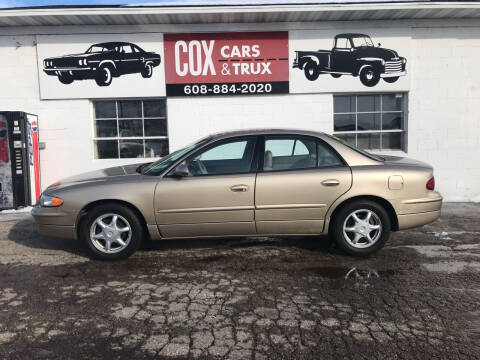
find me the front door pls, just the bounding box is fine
[331,37,355,73]
[255,135,352,235]
[154,136,258,238]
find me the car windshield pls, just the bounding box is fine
[326,134,384,161]
[351,37,374,47]
[86,45,115,53]
[142,137,210,176]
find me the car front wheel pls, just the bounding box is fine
[58,72,74,84]
[330,200,391,256]
[80,204,143,260]
[359,66,380,87]
[383,76,399,83]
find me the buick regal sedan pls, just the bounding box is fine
[32,129,442,260]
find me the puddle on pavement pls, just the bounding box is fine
[306,266,399,279]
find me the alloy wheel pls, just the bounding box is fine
[89,213,132,254]
[342,209,382,248]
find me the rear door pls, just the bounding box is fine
[119,45,140,74]
[154,136,258,238]
[255,135,352,235]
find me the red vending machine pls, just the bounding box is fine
[0,112,41,210]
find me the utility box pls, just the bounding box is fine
[0,112,41,210]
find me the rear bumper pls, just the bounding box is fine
[398,210,441,230]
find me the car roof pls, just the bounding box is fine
[335,33,370,39]
[209,128,326,140]
[92,41,133,47]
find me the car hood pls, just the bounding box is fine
[356,46,400,60]
[47,163,149,190]
[46,52,105,61]
[381,155,432,169]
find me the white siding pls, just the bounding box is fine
[0,19,479,201]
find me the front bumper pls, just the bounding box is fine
[31,206,78,239]
[381,71,406,78]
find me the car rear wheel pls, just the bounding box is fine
[359,66,380,87]
[95,66,113,86]
[141,63,153,78]
[58,72,74,84]
[330,200,391,256]
[303,61,320,81]
[383,76,399,83]
[80,204,143,260]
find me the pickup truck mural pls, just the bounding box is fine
[293,33,406,87]
[43,41,161,87]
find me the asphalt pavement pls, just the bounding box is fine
[0,203,479,359]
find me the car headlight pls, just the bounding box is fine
[78,59,83,66]
[402,58,406,64]
[39,194,63,207]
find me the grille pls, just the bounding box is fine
[385,60,403,73]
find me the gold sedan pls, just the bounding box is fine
[32,129,442,260]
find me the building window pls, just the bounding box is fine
[333,93,407,151]
[93,99,168,159]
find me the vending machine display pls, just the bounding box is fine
[0,112,40,210]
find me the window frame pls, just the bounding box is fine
[333,93,408,152]
[92,99,168,160]
[170,135,259,177]
[258,134,347,173]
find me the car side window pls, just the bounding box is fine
[185,137,256,176]
[122,46,134,54]
[335,38,351,49]
[317,141,344,168]
[264,137,317,171]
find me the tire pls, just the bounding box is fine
[359,66,380,87]
[79,203,143,260]
[141,63,153,78]
[303,61,320,81]
[330,200,391,257]
[58,72,74,84]
[95,66,113,86]
[383,76,399,83]
[331,73,342,78]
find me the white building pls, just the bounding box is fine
[0,1,479,201]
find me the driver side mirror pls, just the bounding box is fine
[378,42,382,47]
[170,162,190,178]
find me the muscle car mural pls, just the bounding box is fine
[293,33,406,87]
[43,42,161,87]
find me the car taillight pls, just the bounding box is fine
[426,177,435,190]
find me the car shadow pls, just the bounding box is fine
[7,217,90,258]
[8,217,340,258]
[142,234,339,254]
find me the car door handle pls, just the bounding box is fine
[230,184,249,192]
[321,179,340,186]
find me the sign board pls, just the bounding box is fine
[163,32,289,96]
[37,33,166,100]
